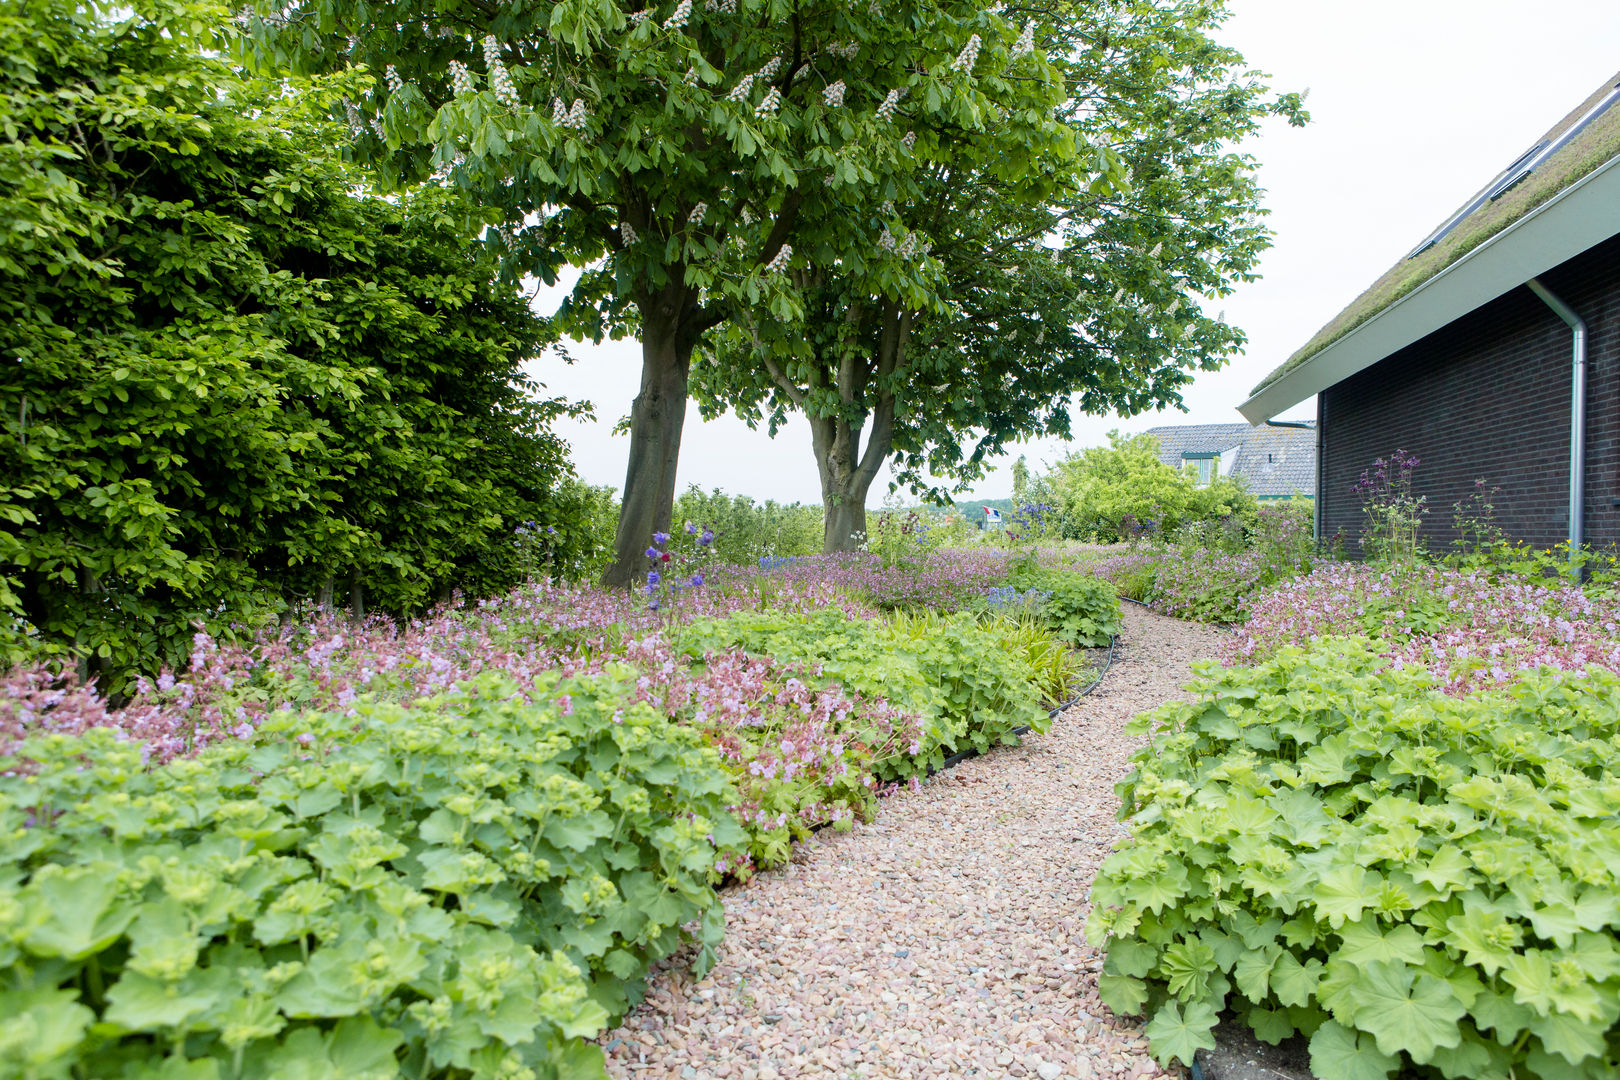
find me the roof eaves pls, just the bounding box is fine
[1239,153,1620,423]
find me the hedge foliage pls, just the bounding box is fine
[1,3,590,684]
[0,671,742,1080]
[1087,639,1620,1080]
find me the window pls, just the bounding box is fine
[1407,80,1620,259]
[1182,452,1217,487]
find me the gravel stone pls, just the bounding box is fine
[600,606,1222,1078]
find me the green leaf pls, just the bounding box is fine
[0,989,94,1072]
[21,872,135,961]
[1308,1019,1398,1080]
[1333,919,1427,968]
[1314,867,1383,928]
[103,970,228,1032]
[1249,1006,1295,1046]
[1346,961,1466,1064]
[1269,951,1325,1009]
[1097,973,1148,1016]
[1144,1000,1218,1068]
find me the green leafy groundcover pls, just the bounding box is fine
[1086,640,1620,1080]
[1008,566,1123,647]
[676,608,1047,770]
[0,670,743,1080]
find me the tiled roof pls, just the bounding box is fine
[1254,69,1620,395]
[1145,423,1315,499]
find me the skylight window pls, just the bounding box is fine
[1406,80,1620,260]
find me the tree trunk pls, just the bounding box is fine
[814,415,875,552]
[602,286,696,588]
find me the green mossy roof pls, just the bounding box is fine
[1253,71,1620,396]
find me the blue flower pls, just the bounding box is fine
[653,531,671,545]
[645,546,660,559]
[546,525,556,534]
[647,570,661,585]
[690,573,704,587]
[686,522,698,534]
[699,529,714,546]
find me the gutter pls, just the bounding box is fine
[1524,279,1587,573]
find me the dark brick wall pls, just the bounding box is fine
[1320,231,1620,554]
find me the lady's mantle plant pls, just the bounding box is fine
[1086,639,1620,1080]
[0,670,743,1080]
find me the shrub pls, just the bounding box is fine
[0,670,742,1080]
[1007,567,1123,646]
[1087,639,1620,1079]
[671,487,823,565]
[1040,432,1257,543]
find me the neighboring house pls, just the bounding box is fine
[1146,422,1316,500]
[1241,71,1620,553]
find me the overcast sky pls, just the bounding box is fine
[525,0,1620,507]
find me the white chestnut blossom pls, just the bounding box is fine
[620,222,639,244]
[765,245,793,272]
[1165,298,1181,316]
[447,60,473,97]
[370,116,386,138]
[1013,22,1034,57]
[481,37,519,106]
[683,67,700,85]
[344,100,364,138]
[1112,286,1125,302]
[756,57,780,80]
[1035,327,1045,345]
[629,8,653,24]
[704,0,736,11]
[754,87,781,117]
[875,88,901,120]
[826,42,859,60]
[879,201,895,216]
[953,34,981,72]
[385,64,403,92]
[1148,241,1163,258]
[822,80,845,107]
[552,97,568,124]
[664,0,691,29]
[567,99,589,128]
[727,74,755,102]
[877,227,896,252]
[901,130,916,150]
[688,202,707,224]
[1181,323,1197,339]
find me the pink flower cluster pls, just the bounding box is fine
[1,573,927,863]
[1231,563,1620,693]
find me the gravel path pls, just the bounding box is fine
[601,606,1225,1080]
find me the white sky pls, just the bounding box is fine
[525,0,1620,506]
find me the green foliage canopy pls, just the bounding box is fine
[243,0,1069,582]
[1037,431,1256,542]
[1,2,589,682]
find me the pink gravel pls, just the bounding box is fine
[600,606,1225,1079]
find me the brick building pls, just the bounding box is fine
[1240,72,1620,554]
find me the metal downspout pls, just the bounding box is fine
[1525,278,1587,574]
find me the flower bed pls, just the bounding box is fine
[1232,563,1620,692]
